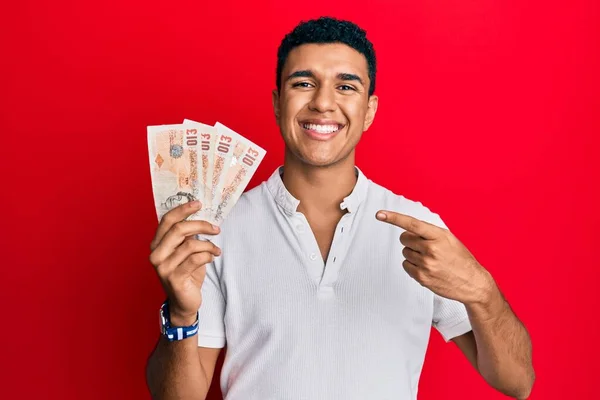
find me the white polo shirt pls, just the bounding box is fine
[197,166,472,400]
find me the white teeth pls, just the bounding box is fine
[302,123,340,134]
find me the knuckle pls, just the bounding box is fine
[149,252,159,267]
[191,252,211,266]
[409,266,425,281]
[182,239,197,252]
[198,221,215,234]
[161,210,177,226]
[197,240,212,252]
[172,221,186,235]
[409,220,420,232]
[189,253,205,265]
[200,220,212,230]
[426,244,438,257]
[155,264,169,279]
[158,213,169,226]
[416,272,428,286]
[421,256,434,268]
[445,235,455,247]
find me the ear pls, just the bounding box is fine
[363,95,379,131]
[272,89,281,126]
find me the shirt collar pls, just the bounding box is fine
[266,165,369,216]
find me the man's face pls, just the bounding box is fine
[273,43,378,167]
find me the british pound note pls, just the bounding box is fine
[147,124,201,221]
[183,119,218,215]
[208,122,239,222]
[213,135,266,224]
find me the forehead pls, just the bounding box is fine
[283,43,369,79]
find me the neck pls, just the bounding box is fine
[282,148,358,217]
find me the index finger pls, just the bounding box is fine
[376,210,439,239]
[152,201,202,250]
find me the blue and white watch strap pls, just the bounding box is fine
[160,301,199,341]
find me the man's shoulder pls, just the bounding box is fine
[366,178,448,230]
[238,180,267,206]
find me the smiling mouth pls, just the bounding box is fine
[300,122,344,134]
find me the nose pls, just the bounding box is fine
[308,86,336,113]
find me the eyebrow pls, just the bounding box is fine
[286,70,365,86]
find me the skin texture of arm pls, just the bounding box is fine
[146,336,222,400]
[452,284,535,399]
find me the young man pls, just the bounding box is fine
[146,17,535,400]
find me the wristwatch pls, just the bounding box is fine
[159,300,199,341]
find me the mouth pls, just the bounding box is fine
[298,120,345,140]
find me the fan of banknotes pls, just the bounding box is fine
[147,119,266,226]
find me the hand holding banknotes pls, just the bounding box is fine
[147,119,266,324]
[149,201,222,326]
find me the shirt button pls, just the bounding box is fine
[296,224,305,233]
[309,253,317,261]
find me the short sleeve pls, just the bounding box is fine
[418,203,473,342]
[432,294,472,342]
[197,259,226,348]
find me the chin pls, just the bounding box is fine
[302,158,338,168]
[296,150,349,168]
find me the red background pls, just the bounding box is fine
[2,0,598,399]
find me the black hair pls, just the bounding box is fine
[276,17,377,96]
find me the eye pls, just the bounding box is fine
[338,85,356,91]
[292,81,313,88]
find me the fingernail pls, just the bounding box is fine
[212,224,219,231]
[377,212,387,220]
[190,201,201,208]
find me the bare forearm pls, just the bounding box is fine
[146,335,209,400]
[467,278,535,399]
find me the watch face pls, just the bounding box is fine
[159,307,166,334]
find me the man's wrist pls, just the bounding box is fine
[163,301,199,327]
[465,276,507,323]
[169,311,198,327]
[159,301,200,341]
